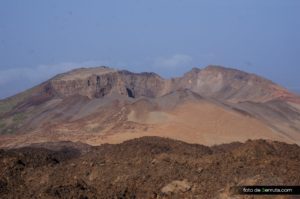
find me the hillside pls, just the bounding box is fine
[0,65,300,148]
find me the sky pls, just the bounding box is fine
[0,0,300,99]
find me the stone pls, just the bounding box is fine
[161,179,192,194]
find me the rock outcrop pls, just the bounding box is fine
[49,67,165,99]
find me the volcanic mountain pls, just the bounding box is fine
[0,65,300,148]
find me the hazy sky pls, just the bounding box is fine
[0,0,300,99]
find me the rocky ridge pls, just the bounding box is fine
[10,65,297,103]
[0,65,300,148]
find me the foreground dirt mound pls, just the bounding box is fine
[0,137,299,199]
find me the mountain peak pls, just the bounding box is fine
[54,66,117,81]
[186,65,247,76]
[2,65,299,105]
[203,65,225,70]
[46,66,166,99]
[202,65,248,75]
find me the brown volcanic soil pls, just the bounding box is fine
[0,137,299,199]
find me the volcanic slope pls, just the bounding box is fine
[0,137,300,199]
[0,65,300,147]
